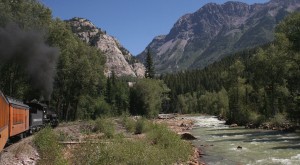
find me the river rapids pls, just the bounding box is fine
[187,116,300,165]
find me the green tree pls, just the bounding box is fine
[145,49,155,78]
[223,60,246,123]
[177,94,188,114]
[105,75,113,104]
[104,73,130,116]
[48,19,105,121]
[275,12,300,122]
[276,12,300,51]
[130,79,170,118]
[0,0,52,29]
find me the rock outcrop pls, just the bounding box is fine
[137,0,300,73]
[67,17,145,77]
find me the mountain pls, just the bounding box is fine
[137,0,300,73]
[67,17,145,77]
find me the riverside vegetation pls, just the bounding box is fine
[33,116,193,165]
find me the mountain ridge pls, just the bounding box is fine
[137,0,300,73]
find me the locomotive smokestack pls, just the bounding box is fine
[0,23,59,100]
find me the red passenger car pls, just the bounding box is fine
[0,89,59,152]
[0,91,9,151]
[0,92,29,152]
[7,97,29,138]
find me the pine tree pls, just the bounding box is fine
[145,49,155,78]
[105,76,112,104]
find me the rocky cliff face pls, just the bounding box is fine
[137,0,300,73]
[67,17,145,77]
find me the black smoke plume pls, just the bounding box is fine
[0,23,59,100]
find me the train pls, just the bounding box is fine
[0,90,58,152]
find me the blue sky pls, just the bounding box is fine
[40,0,269,55]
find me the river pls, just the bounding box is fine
[188,116,300,165]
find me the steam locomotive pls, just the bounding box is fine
[0,90,58,152]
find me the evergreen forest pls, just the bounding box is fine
[162,12,300,126]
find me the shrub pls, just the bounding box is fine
[57,131,71,141]
[33,127,67,165]
[146,124,193,161]
[147,124,179,148]
[270,113,288,127]
[122,116,136,133]
[135,118,150,134]
[93,117,115,138]
[246,111,265,126]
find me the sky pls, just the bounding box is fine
[40,0,269,55]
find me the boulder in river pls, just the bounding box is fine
[230,123,238,127]
[179,132,197,140]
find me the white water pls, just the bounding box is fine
[188,116,300,165]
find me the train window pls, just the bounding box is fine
[13,108,24,125]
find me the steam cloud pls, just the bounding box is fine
[0,23,59,100]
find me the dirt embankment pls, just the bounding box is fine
[0,137,39,165]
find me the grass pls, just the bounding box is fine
[72,136,192,165]
[34,117,194,165]
[72,118,193,165]
[33,127,67,165]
